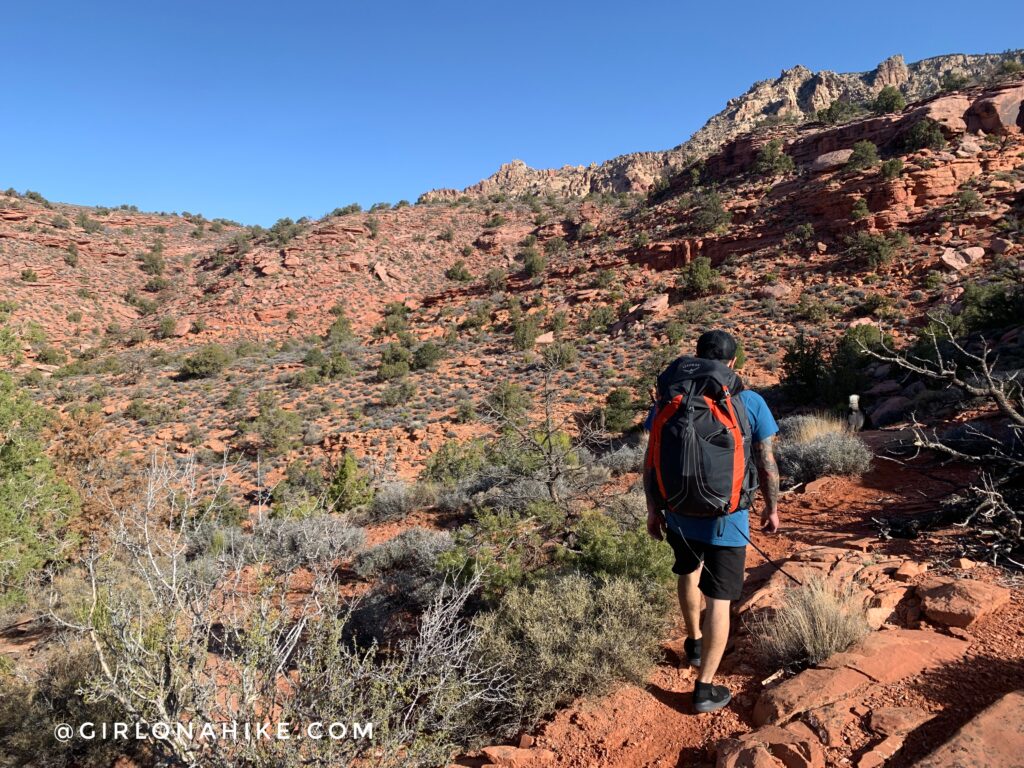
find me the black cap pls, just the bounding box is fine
[696,330,737,362]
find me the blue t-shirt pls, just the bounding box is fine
[645,389,778,547]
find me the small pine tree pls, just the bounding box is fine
[753,139,795,177]
[327,451,373,512]
[846,141,880,171]
[871,85,906,114]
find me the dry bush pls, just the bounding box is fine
[41,455,506,768]
[365,480,438,523]
[0,643,141,768]
[776,415,872,484]
[749,577,869,669]
[780,414,846,443]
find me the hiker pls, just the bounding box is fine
[644,330,780,713]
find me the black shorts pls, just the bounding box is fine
[665,528,746,601]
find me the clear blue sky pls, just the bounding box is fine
[2,1,1021,225]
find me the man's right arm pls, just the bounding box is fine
[754,435,780,533]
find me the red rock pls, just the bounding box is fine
[892,560,928,583]
[959,245,985,263]
[810,149,854,172]
[640,293,669,314]
[915,691,1024,768]
[857,735,907,768]
[939,247,970,271]
[966,83,1024,134]
[533,331,555,345]
[955,557,976,570]
[517,733,534,749]
[717,725,825,768]
[754,630,968,726]
[869,706,932,737]
[759,283,792,300]
[917,576,1011,628]
[991,237,1014,254]
[480,745,554,768]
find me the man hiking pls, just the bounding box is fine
[644,330,780,713]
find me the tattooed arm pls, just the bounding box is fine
[755,435,781,533]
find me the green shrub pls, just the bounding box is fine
[473,575,668,729]
[445,260,473,281]
[485,268,507,290]
[20,269,38,283]
[541,341,578,370]
[250,397,302,454]
[871,85,906,114]
[677,256,723,296]
[782,326,887,406]
[784,222,816,250]
[138,246,165,276]
[850,198,870,221]
[602,388,638,433]
[326,303,354,342]
[940,71,970,92]
[570,511,673,584]
[320,350,354,379]
[327,451,373,512]
[178,344,231,378]
[155,316,177,339]
[381,379,416,407]
[511,313,542,351]
[582,305,616,334]
[686,190,731,234]
[75,211,102,234]
[753,138,795,177]
[844,230,909,270]
[331,203,362,216]
[422,439,489,486]
[0,374,79,607]
[521,247,546,277]
[900,119,946,152]
[845,140,880,171]
[486,381,531,425]
[817,99,863,125]
[412,342,445,371]
[377,342,412,381]
[880,158,904,179]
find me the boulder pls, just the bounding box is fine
[892,560,928,583]
[960,246,985,263]
[533,331,555,346]
[716,725,825,768]
[480,745,555,768]
[869,706,933,737]
[811,149,854,172]
[917,576,1011,628]
[915,691,1024,768]
[939,247,969,272]
[869,395,912,426]
[754,630,968,726]
[966,84,1024,134]
[759,283,792,300]
[991,237,1014,254]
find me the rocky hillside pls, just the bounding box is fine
[420,50,1023,202]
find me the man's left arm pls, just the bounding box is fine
[754,435,780,533]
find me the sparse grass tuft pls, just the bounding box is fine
[749,577,869,669]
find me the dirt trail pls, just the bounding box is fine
[462,444,1021,768]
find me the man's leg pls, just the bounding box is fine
[696,597,730,683]
[677,567,703,641]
